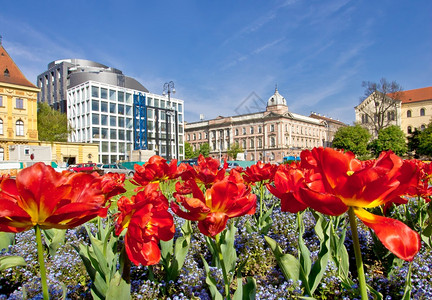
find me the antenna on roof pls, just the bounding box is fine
[275,83,278,92]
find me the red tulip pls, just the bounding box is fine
[0,162,125,233]
[298,147,420,261]
[132,155,178,188]
[115,183,174,266]
[171,176,256,237]
[267,164,308,213]
[243,161,277,184]
[179,155,226,188]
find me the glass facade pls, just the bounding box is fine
[67,83,185,163]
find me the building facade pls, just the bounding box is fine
[399,87,432,135]
[185,88,345,163]
[0,43,40,160]
[0,43,98,165]
[38,59,184,163]
[355,86,432,138]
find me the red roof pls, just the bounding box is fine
[0,44,37,88]
[397,86,432,104]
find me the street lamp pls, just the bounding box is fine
[162,81,176,161]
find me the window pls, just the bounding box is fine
[250,126,254,134]
[407,126,412,134]
[0,96,3,106]
[0,147,4,161]
[16,98,24,109]
[91,86,99,98]
[110,103,116,113]
[101,88,108,99]
[101,115,108,126]
[92,100,99,111]
[242,140,246,149]
[242,128,246,135]
[101,101,108,113]
[407,110,412,118]
[270,136,275,147]
[258,126,262,133]
[420,108,425,116]
[16,120,24,136]
[235,129,239,136]
[0,119,3,135]
[421,124,426,131]
[387,111,395,121]
[270,124,274,132]
[109,90,116,100]
[250,139,254,148]
[4,69,9,77]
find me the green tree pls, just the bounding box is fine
[407,128,421,154]
[184,142,196,159]
[227,142,243,160]
[416,122,432,158]
[37,102,71,142]
[332,125,371,156]
[197,143,210,157]
[368,125,407,156]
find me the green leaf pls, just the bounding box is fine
[308,218,331,294]
[42,228,66,257]
[264,236,300,282]
[233,274,256,300]
[0,255,26,271]
[0,232,15,251]
[106,272,131,300]
[367,283,383,300]
[201,255,224,300]
[298,213,312,276]
[220,222,238,277]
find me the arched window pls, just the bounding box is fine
[270,137,276,147]
[407,110,412,118]
[4,69,9,77]
[16,120,24,136]
[420,108,425,116]
[421,124,426,131]
[407,126,412,134]
[250,126,254,134]
[0,119,3,135]
[0,147,3,161]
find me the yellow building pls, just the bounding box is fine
[399,86,432,135]
[0,41,99,166]
[0,42,40,160]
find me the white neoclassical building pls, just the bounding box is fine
[185,88,346,163]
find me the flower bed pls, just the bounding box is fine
[0,149,431,299]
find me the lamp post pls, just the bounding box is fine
[162,81,176,161]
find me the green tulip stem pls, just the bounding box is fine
[348,207,368,300]
[35,225,49,300]
[215,234,231,300]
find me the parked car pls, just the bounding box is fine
[68,163,104,175]
[100,163,135,177]
[226,162,240,171]
[179,158,199,166]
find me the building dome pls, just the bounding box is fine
[267,86,287,107]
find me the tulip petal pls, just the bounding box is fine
[354,208,421,261]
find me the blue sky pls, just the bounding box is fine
[1,0,431,124]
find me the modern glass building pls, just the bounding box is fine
[38,59,184,163]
